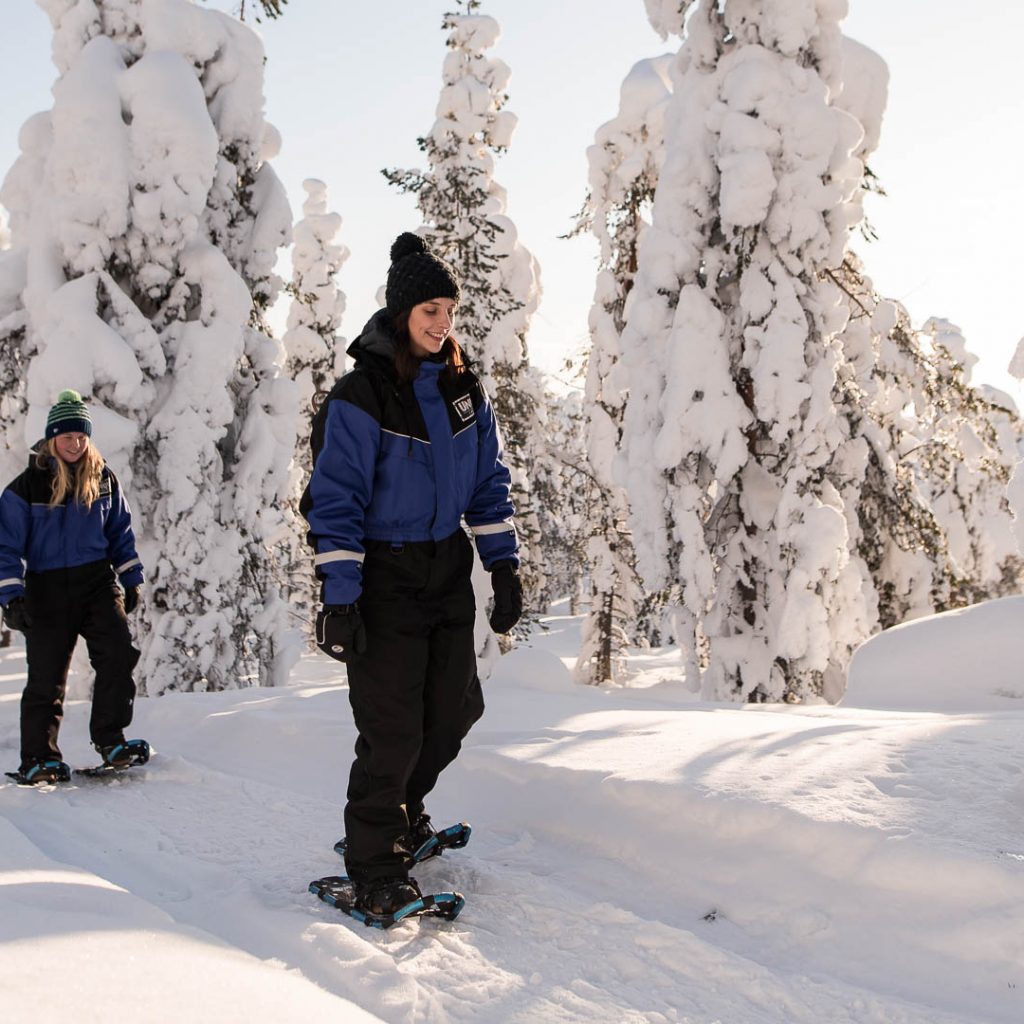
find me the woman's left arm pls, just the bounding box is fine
[102,471,144,589]
[464,384,519,569]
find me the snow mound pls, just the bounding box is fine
[844,596,1024,711]
[491,642,574,694]
[0,820,381,1023]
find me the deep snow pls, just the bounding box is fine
[2,599,1023,1023]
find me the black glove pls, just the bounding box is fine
[123,585,140,614]
[3,597,32,633]
[488,561,523,634]
[316,603,367,662]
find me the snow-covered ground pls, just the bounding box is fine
[2,598,1023,1023]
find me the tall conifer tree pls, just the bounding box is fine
[383,0,546,618]
[572,56,671,684]
[622,0,875,701]
[0,0,298,692]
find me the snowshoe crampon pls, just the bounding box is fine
[75,739,151,778]
[333,821,471,864]
[309,875,464,929]
[4,759,72,786]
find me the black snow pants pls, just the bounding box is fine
[343,529,484,883]
[20,559,140,765]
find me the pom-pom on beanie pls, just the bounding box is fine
[45,389,92,439]
[385,232,461,316]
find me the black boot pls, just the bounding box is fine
[16,758,71,784]
[353,876,422,917]
[406,813,436,857]
[95,739,150,768]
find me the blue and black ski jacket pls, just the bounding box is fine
[300,310,518,605]
[0,448,144,605]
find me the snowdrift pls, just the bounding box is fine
[845,595,1024,712]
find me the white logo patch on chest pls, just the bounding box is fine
[453,395,474,423]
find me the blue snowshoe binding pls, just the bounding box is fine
[333,818,472,865]
[5,759,72,786]
[75,739,151,778]
[309,875,464,929]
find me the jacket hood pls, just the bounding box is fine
[346,308,398,372]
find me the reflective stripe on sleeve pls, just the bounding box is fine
[314,550,365,566]
[0,577,23,589]
[469,520,517,537]
[115,558,142,574]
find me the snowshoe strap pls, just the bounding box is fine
[412,822,472,861]
[23,760,70,783]
[335,821,471,865]
[103,739,151,767]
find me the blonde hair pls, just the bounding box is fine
[36,439,104,509]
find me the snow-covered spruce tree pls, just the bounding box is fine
[827,269,945,630]
[818,37,1022,633]
[282,177,348,633]
[1,0,299,693]
[0,206,24,651]
[383,1,546,621]
[529,382,590,615]
[621,0,876,702]
[903,318,1021,609]
[814,40,944,632]
[570,55,671,684]
[284,178,347,443]
[0,205,28,487]
[829,250,1022,629]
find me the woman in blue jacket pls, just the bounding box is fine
[301,233,523,918]
[0,390,146,784]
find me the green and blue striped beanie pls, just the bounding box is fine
[45,389,92,439]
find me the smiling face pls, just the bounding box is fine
[54,432,89,464]
[407,297,458,358]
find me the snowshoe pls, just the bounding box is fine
[333,819,471,865]
[75,739,151,778]
[5,759,72,786]
[309,874,464,929]
[408,819,472,863]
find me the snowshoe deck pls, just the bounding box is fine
[309,875,464,929]
[74,763,146,780]
[334,821,471,864]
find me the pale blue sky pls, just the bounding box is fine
[2,1,1021,398]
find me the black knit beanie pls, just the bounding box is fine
[385,232,461,316]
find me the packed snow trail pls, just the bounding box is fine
[2,605,1023,1023]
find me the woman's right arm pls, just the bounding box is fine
[0,478,30,604]
[303,382,381,605]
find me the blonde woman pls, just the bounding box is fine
[0,390,147,785]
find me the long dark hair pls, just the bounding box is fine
[391,310,467,384]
